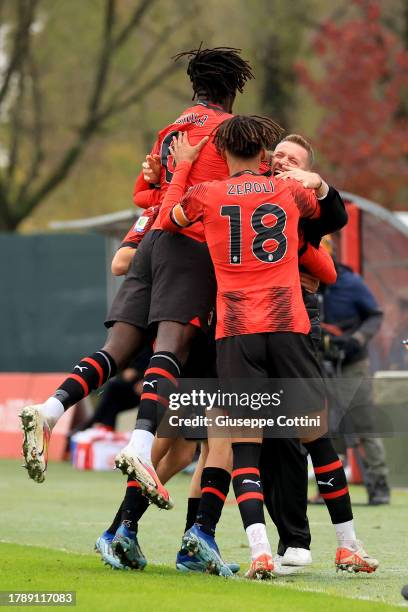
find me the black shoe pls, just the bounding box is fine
[368,476,390,505]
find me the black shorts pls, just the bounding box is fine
[179,324,216,440]
[216,332,323,379]
[216,332,326,422]
[105,230,216,332]
[184,323,217,378]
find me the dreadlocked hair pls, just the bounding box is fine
[173,46,254,104]
[214,115,284,159]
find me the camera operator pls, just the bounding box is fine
[321,245,390,505]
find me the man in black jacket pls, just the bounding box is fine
[260,134,348,569]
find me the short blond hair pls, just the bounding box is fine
[279,134,314,167]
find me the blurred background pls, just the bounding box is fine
[0,0,407,486]
[0,0,407,233]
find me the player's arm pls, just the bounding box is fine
[158,132,209,231]
[299,243,337,285]
[133,141,161,209]
[280,168,347,242]
[278,169,330,219]
[158,161,195,230]
[302,189,347,246]
[133,185,161,209]
[111,246,136,276]
[111,206,160,276]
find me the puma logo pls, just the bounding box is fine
[74,365,88,373]
[143,380,157,388]
[317,477,335,487]
[242,479,261,487]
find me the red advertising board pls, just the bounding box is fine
[0,373,74,460]
[340,203,361,274]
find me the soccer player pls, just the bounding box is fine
[106,245,234,572]
[100,136,338,572]
[111,206,160,276]
[20,47,254,490]
[105,137,343,571]
[160,118,379,578]
[111,48,254,509]
[20,48,254,574]
[102,133,339,573]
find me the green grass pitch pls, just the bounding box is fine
[0,459,406,611]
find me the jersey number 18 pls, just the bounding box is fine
[221,203,287,265]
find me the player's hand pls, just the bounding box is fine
[142,154,161,184]
[300,272,320,293]
[169,132,209,164]
[277,168,322,189]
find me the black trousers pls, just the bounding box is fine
[260,438,311,555]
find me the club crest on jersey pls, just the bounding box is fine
[134,216,149,233]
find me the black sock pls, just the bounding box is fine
[135,352,181,435]
[195,467,230,536]
[184,497,201,533]
[106,502,123,535]
[304,437,353,524]
[120,477,150,533]
[232,442,265,530]
[54,350,117,410]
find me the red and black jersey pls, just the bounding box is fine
[161,162,321,339]
[120,205,160,249]
[133,183,161,210]
[133,101,232,242]
[299,243,337,285]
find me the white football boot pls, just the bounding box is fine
[20,405,51,483]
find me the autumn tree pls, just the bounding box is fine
[0,0,196,231]
[251,0,319,127]
[296,0,408,209]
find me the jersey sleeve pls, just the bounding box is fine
[301,187,347,246]
[120,206,160,249]
[133,186,161,209]
[159,161,206,231]
[299,243,337,284]
[287,179,321,219]
[132,139,161,209]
